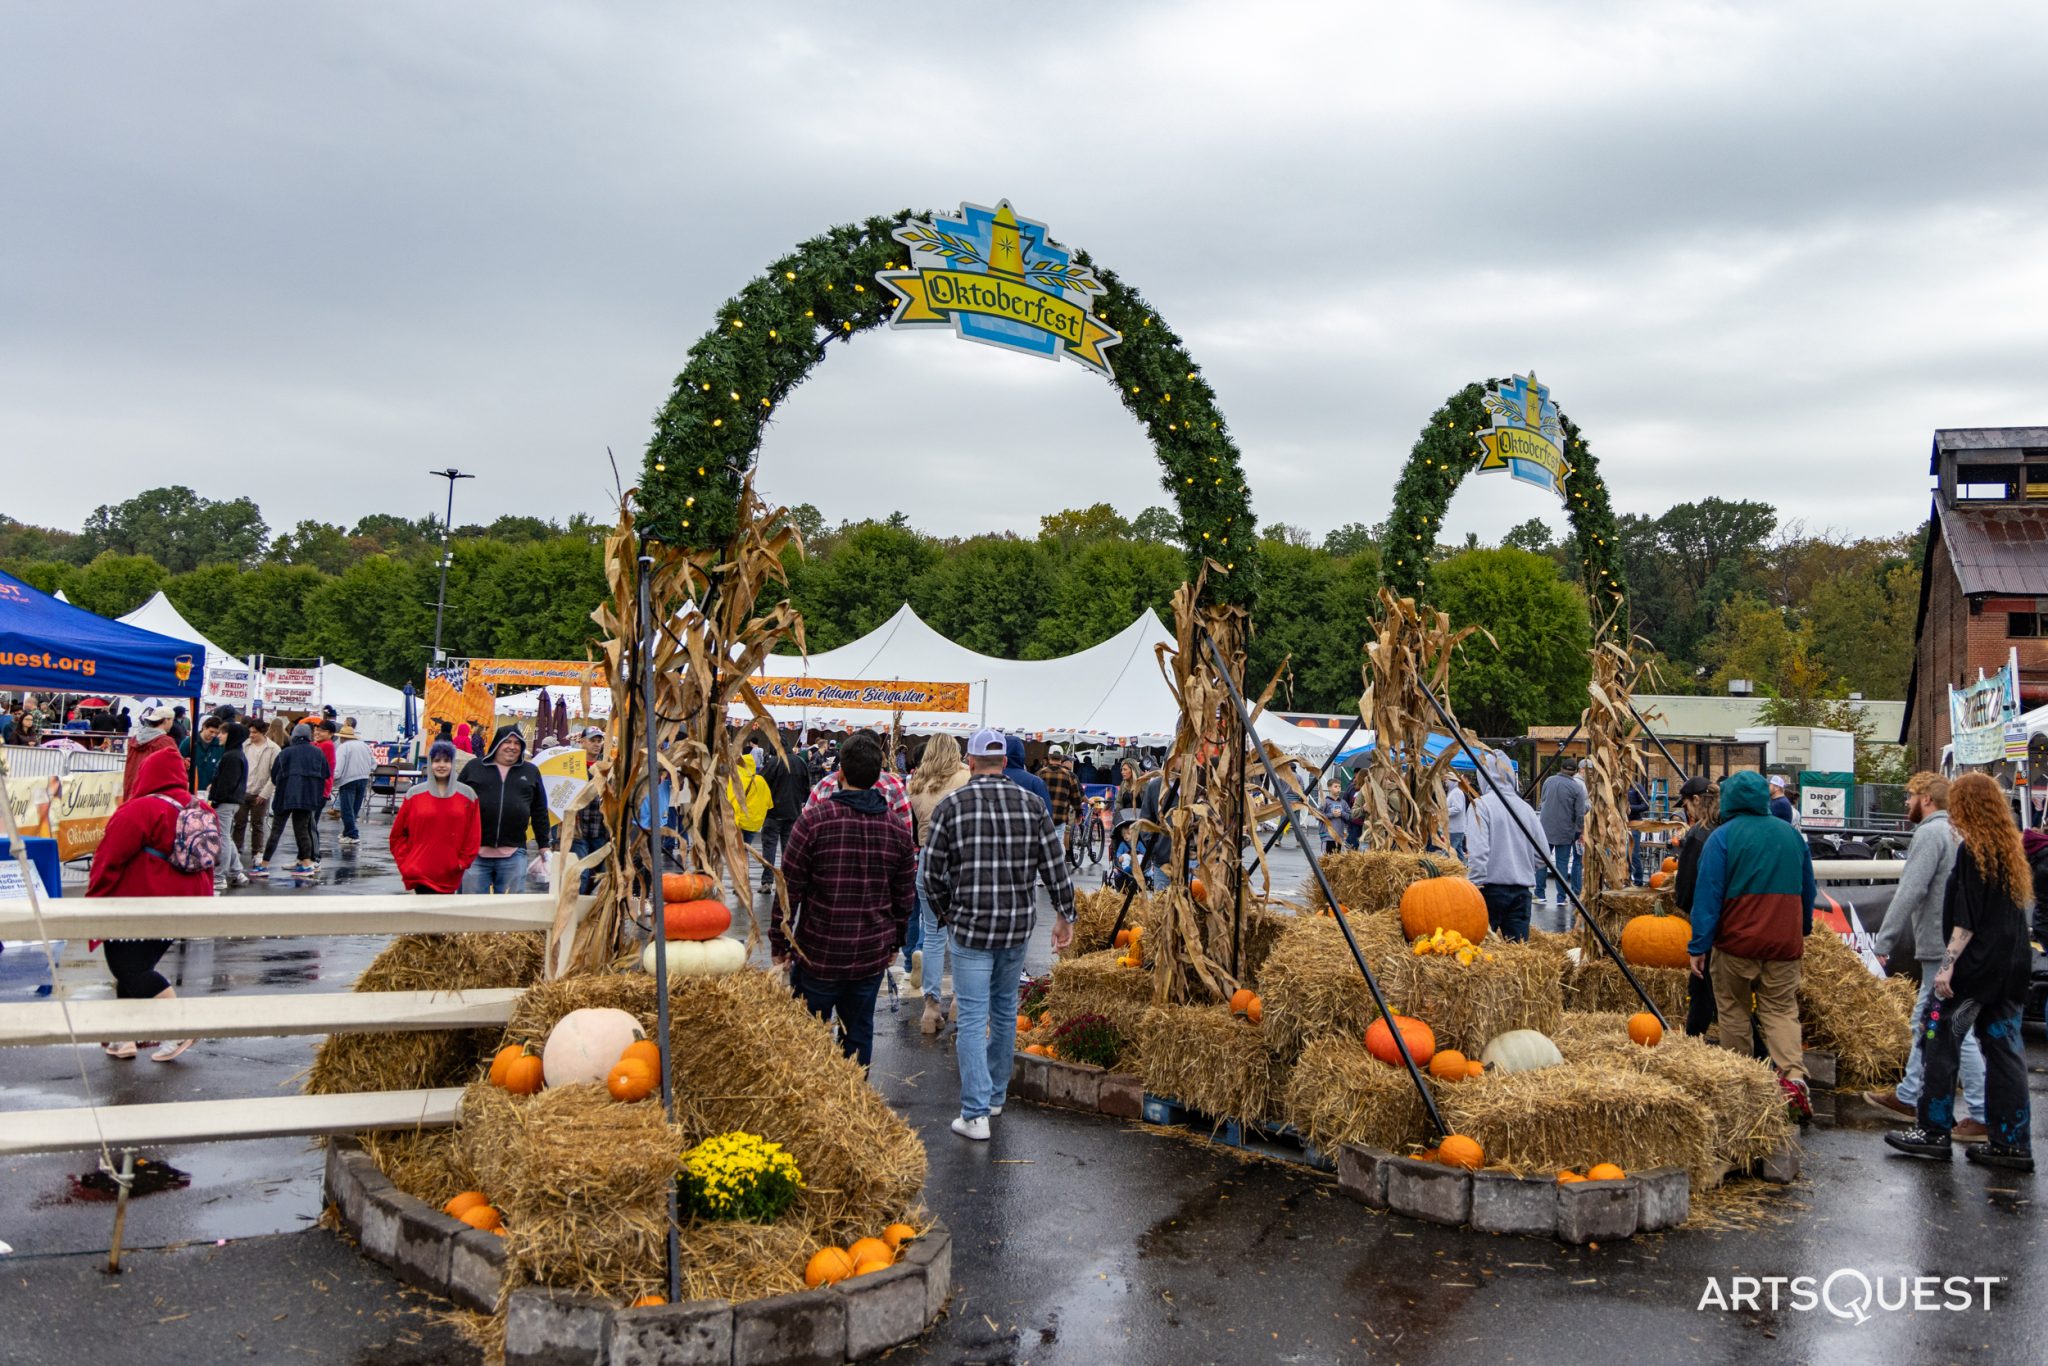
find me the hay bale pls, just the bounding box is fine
[1798,929,1911,1087]
[1235,904,1291,987]
[1562,954,1690,1024]
[1384,935,1565,1057]
[1547,1011,1792,1174]
[1135,1006,1281,1125]
[1068,886,1159,957]
[1280,1037,1430,1154]
[1308,850,1466,912]
[1434,1061,1718,1186]
[1255,915,1408,1058]
[1045,950,1155,1065]
[1580,884,1674,949]
[307,933,546,1097]
[358,1128,475,1207]
[497,971,926,1244]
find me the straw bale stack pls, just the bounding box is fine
[1434,1063,1718,1186]
[1563,954,1690,1024]
[1280,1037,1430,1155]
[1387,934,1565,1057]
[1135,1005,1283,1126]
[1797,929,1912,1087]
[1044,949,1155,1066]
[1308,850,1467,913]
[1582,884,1674,950]
[1255,914,1408,1058]
[1068,886,1161,957]
[307,933,546,1097]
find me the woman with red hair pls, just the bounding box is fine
[1885,773,2036,1171]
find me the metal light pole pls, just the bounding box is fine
[429,468,474,662]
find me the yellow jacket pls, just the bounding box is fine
[728,755,771,833]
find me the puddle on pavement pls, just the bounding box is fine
[35,1156,192,1206]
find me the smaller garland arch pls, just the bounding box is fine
[1380,380,1625,628]
[638,212,1261,604]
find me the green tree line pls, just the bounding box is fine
[0,486,1921,742]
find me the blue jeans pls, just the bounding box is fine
[1895,972,1987,1119]
[790,964,884,1068]
[464,851,527,894]
[570,836,608,895]
[337,779,369,841]
[916,850,951,1003]
[951,940,1029,1120]
[1481,884,1532,942]
[1536,843,1581,901]
[1449,832,1467,858]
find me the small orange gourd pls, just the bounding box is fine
[1556,1170,1586,1184]
[630,1294,666,1307]
[1242,995,1263,1024]
[500,1053,545,1095]
[662,871,716,903]
[488,1045,527,1087]
[882,1223,917,1253]
[460,1205,503,1231]
[1465,1058,1484,1078]
[607,1057,657,1102]
[1229,988,1256,1016]
[1648,870,1670,888]
[620,1039,662,1070]
[1428,1049,1470,1082]
[1660,856,1678,874]
[804,1247,854,1287]
[443,1191,489,1219]
[1587,1162,1627,1181]
[1436,1135,1484,1170]
[1189,876,1208,903]
[847,1236,891,1266]
[1627,1012,1664,1047]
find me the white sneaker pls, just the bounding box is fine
[989,1106,1003,1117]
[950,1115,990,1142]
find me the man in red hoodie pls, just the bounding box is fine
[390,740,482,893]
[120,704,182,803]
[89,744,213,1061]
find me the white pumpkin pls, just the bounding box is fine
[541,1007,647,1088]
[1479,1028,1564,1074]
[640,936,746,978]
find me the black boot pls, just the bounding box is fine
[1885,1126,1953,1160]
[1963,1142,2036,1173]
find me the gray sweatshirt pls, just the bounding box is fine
[1539,772,1588,846]
[1872,811,1957,965]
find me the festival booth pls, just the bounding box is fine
[117,592,255,713]
[1,570,207,861]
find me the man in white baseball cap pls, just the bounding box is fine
[122,704,183,803]
[923,726,1076,1141]
[1767,774,1795,824]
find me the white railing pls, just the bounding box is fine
[1812,859,1905,882]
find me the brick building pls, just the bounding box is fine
[1902,427,2048,764]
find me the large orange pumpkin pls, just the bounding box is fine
[1620,912,1691,970]
[1436,1134,1484,1170]
[1428,1049,1470,1082]
[662,871,716,903]
[1399,877,1488,945]
[1364,1013,1436,1068]
[664,898,732,942]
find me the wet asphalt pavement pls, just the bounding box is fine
[1,807,2042,1364]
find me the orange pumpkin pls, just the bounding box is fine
[1556,1170,1586,1184]
[460,1205,503,1231]
[851,1250,893,1277]
[1620,912,1691,970]
[1428,1049,1470,1082]
[664,898,732,942]
[1627,1012,1664,1047]
[1464,1059,1484,1078]
[1587,1162,1627,1181]
[847,1237,891,1266]
[607,1057,657,1102]
[442,1191,489,1219]
[488,1045,527,1087]
[1228,988,1256,1016]
[630,1295,666,1307]
[1113,929,1134,949]
[662,871,716,903]
[620,1039,662,1070]
[500,1053,545,1095]
[1015,1016,1032,1034]
[1660,856,1678,874]
[805,1247,854,1287]
[882,1222,917,1252]
[1399,877,1489,945]
[1436,1135,1484,1170]
[1243,996,1263,1025]
[1364,1013,1436,1068]
[1648,870,1670,888]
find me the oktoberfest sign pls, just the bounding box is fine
[1476,373,1570,501]
[877,201,1121,376]
[751,676,972,714]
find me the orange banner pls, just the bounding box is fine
[468,658,606,688]
[750,677,972,713]
[424,663,497,742]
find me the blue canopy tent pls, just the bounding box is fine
[1333,731,1498,774]
[0,570,207,702]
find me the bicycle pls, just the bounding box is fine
[1063,796,1109,870]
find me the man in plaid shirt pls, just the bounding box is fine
[1041,745,1083,854]
[772,735,918,1068]
[805,728,913,831]
[924,728,1077,1141]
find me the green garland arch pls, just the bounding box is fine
[638,211,1260,604]
[1381,380,1626,628]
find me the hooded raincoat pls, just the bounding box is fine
[459,725,552,851]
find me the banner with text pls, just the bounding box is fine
[1949,666,2018,767]
[751,676,972,714]
[5,769,123,861]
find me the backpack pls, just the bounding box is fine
[148,792,222,874]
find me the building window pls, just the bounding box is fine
[2010,612,2044,638]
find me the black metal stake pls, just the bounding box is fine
[1413,678,1668,1028]
[1261,713,1364,856]
[1199,630,1448,1140]
[1625,699,1693,789]
[1521,723,1582,801]
[637,544,682,1307]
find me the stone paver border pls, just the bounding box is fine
[324,1138,950,1364]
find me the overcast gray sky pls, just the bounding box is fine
[5,1,2044,547]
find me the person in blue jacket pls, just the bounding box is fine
[1003,734,1051,814]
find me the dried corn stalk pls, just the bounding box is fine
[1355,589,1482,853]
[1580,632,1653,900]
[547,476,804,978]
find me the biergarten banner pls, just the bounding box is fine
[878,201,1122,377]
[751,677,973,713]
[469,659,606,688]
[1949,664,2018,767]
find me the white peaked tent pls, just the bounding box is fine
[52,589,70,603]
[501,605,1339,760]
[116,592,408,740]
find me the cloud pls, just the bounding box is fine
[2,0,2044,549]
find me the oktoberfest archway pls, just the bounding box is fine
[1380,376,1627,628]
[636,202,1260,604]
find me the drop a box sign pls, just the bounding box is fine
[1799,770,1853,829]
